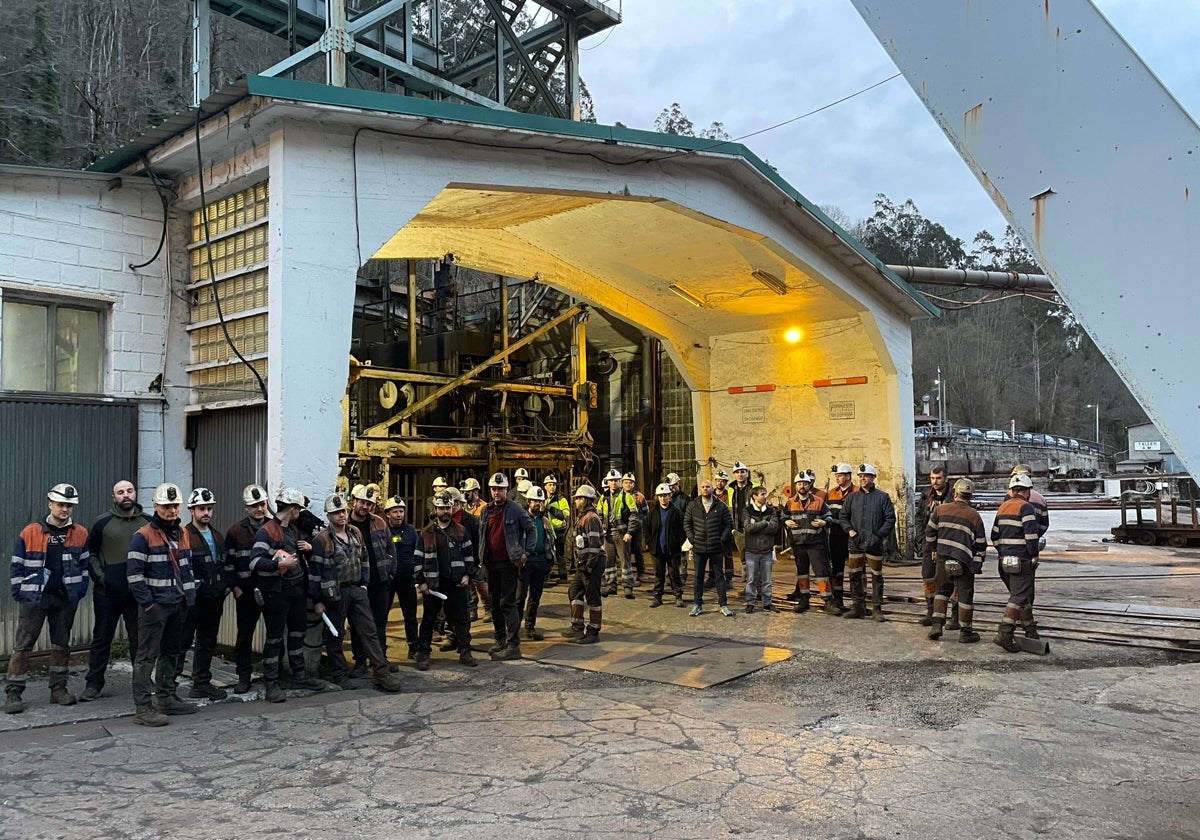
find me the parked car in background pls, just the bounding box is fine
[1056,437,1070,447]
[956,427,985,440]
[1069,438,1080,450]
[985,429,1010,442]
[1031,433,1054,446]
[915,427,931,439]
[1018,432,1036,444]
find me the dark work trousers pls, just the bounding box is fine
[85,586,139,689]
[935,568,976,622]
[418,581,471,655]
[233,589,264,681]
[323,585,390,681]
[487,562,522,649]
[393,569,420,654]
[132,601,185,709]
[517,562,551,629]
[1001,560,1037,609]
[352,579,395,664]
[651,550,683,600]
[261,581,308,684]
[692,551,729,607]
[828,531,849,597]
[567,558,605,630]
[999,563,1037,606]
[177,593,226,687]
[6,598,77,692]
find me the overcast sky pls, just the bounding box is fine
[580,0,1200,246]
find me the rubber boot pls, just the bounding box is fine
[870,574,886,621]
[523,625,544,641]
[265,682,287,702]
[959,626,981,644]
[843,572,866,618]
[822,595,839,616]
[832,588,847,615]
[994,622,1021,653]
[796,593,810,614]
[1021,607,1040,639]
[234,676,252,694]
[945,601,961,631]
[920,595,934,627]
[928,617,945,640]
[49,676,76,707]
[785,585,802,602]
[490,644,521,661]
[562,601,585,638]
[4,687,24,715]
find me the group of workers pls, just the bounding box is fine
[6,459,1048,724]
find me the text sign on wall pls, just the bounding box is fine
[742,406,766,424]
[829,401,855,420]
[1133,440,1162,451]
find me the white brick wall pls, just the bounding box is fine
[0,167,193,502]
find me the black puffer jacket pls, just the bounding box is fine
[683,496,733,555]
[838,487,896,555]
[741,502,779,553]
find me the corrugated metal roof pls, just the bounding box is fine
[85,80,250,176]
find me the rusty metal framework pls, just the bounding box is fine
[193,0,621,117]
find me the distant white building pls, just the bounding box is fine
[1119,421,1184,474]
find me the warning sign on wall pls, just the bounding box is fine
[829,401,855,420]
[742,406,766,424]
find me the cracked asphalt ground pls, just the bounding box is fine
[2,512,1198,839]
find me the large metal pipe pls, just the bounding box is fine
[887,265,1056,294]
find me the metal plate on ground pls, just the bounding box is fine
[620,641,792,689]
[531,631,710,673]
[531,632,791,689]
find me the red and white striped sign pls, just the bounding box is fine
[812,376,868,388]
[726,384,776,395]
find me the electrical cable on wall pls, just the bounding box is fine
[194,110,269,402]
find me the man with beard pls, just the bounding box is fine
[819,463,857,615]
[839,464,896,622]
[180,488,234,700]
[414,493,477,670]
[347,485,398,675]
[479,473,535,661]
[127,483,197,726]
[782,471,833,614]
[81,480,149,701]
[916,466,953,627]
[382,496,420,661]
[225,484,270,694]
[250,488,323,703]
[310,495,404,690]
[6,484,90,714]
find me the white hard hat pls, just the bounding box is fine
[275,487,306,508]
[432,476,448,488]
[1009,473,1033,489]
[574,484,598,500]
[666,472,681,485]
[153,483,183,505]
[432,491,454,508]
[858,463,878,476]
[1010,463,1032,476]
[47,483,80,505]
[460,477,481,492]
[488,472,509,488]
[733,462,749,472]
[350,484,375,501]
[654,483,672,496]
[516,479,534,494]
[382,495,406,511]
[543,474,559,485]
[514,468,530,480]
[621,472,635,482]
[446,487,464,503]
[242,484,268,505]
[187,488,216,508]
[833,463,853,474]
[525,486,546,502]
[953,478,975,496]
[604,469,622,482]
[324,494,348,514]
[715,470,730,481]
[794,470,816,484]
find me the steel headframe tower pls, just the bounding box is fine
[850,0,1200,480]
[192,0,620,118]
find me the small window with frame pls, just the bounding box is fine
[1,296,105,394]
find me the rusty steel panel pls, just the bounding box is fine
[0,398,138,658]
[851,0,1200,479]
